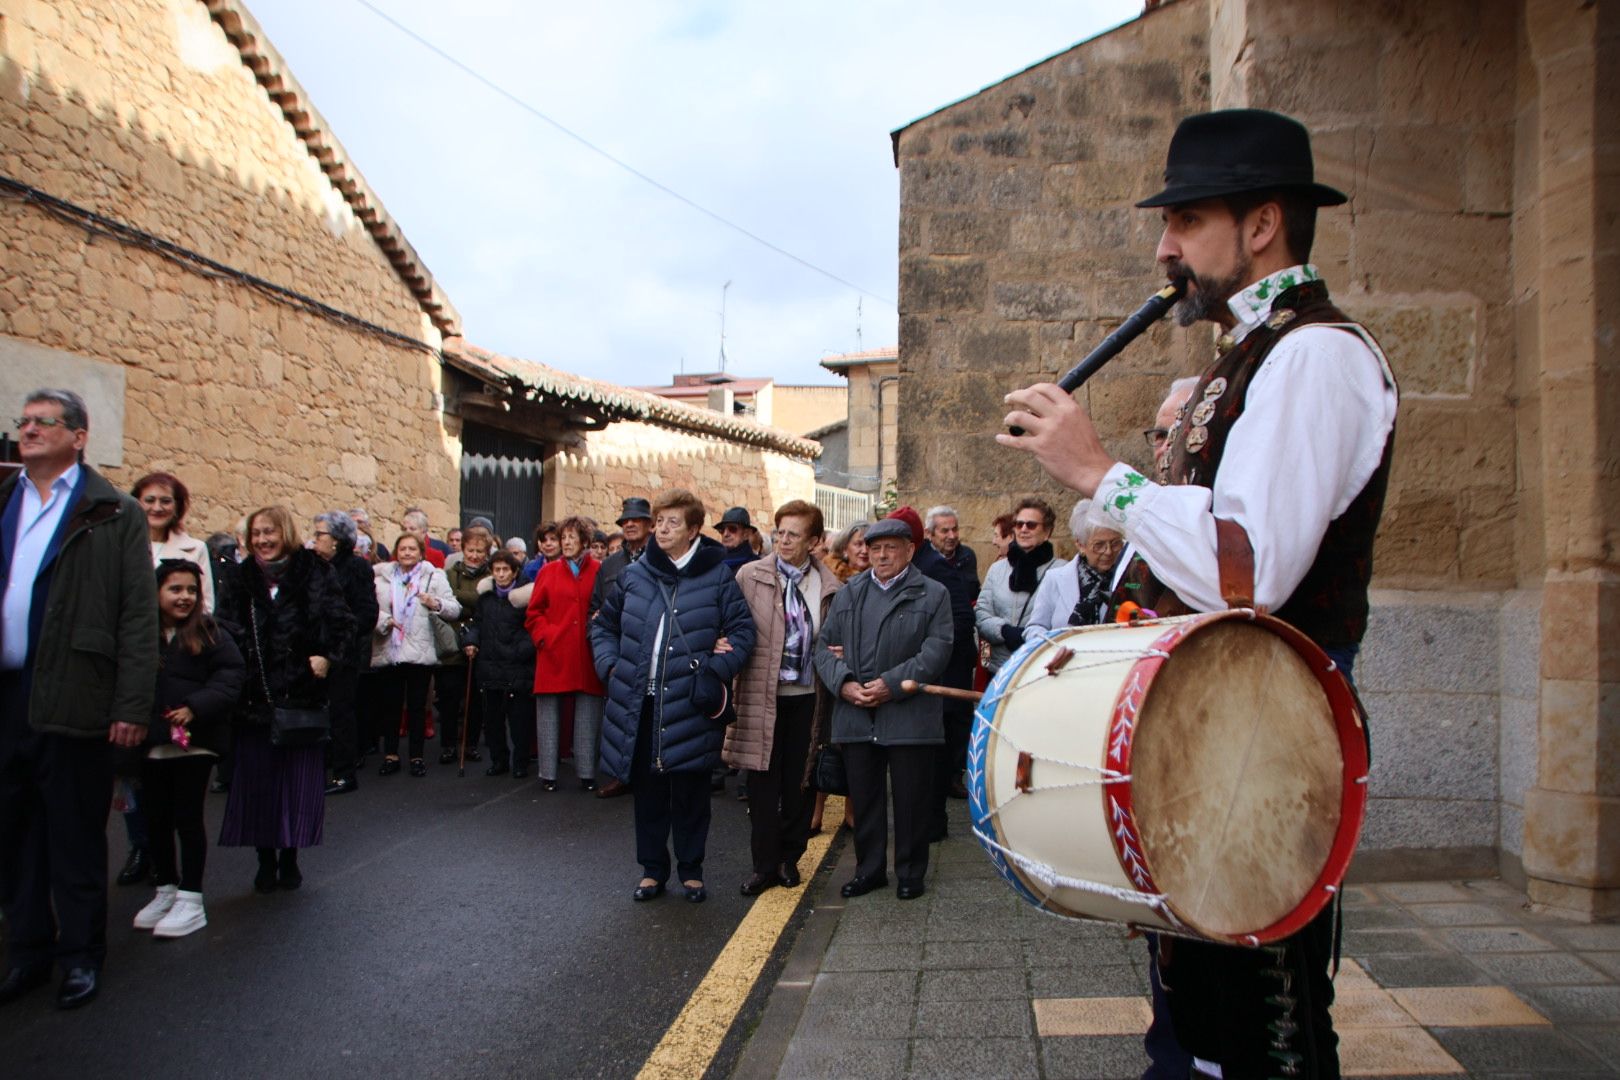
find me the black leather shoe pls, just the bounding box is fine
[55,968,98,1010]
[580,779,596,792]
[438,748,458,765]
[896,879,927,901]
[632,881,666,902]
[324,777,358,796]
[485,762,509,777]
[684,882,707,903]
[740,872,777,897]
[377,757,401,776]
[541,779,557,792]
[115,848,150,887]
[779,863,802,888]
[840,874,889,899]
[0,965,50,1007]
[408,759,427,778]
[464,748,481,763]
[254,851,278,894]
[277,850,302,891]
[511,765,528,779]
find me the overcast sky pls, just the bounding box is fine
[252,1,1142,388]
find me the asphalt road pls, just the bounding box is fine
[0,760,765,1079]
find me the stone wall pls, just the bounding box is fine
[542,419,816,539]
[893,0,1212,553]
[0,0,457,534]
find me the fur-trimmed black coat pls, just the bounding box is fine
[223,549,354,717]
[329,543,380,668]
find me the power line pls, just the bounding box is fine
[350,0,896,308]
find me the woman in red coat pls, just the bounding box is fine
[525,516,605,791]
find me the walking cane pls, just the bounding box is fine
[457,653,475,778]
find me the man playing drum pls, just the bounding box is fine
[1000,109,1398,1080]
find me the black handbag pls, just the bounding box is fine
[249,600,330,749]
[812,743,848,795]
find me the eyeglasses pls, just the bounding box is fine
[1012,519,1044,530]
[1086,539,1125,554]
[14,416,77,431]
[1143,427,1170,450]
[313,530,332,539]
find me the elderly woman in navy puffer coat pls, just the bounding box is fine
[590,489,755,904]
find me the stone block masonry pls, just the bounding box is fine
[0,0,458,532]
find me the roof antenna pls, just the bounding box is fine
[856,297,863,352]
[718,280,731,373]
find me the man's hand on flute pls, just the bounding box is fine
[996,382,1116,497]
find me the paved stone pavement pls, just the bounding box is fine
[734,800,1620,1079]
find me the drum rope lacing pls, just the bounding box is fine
[971,826,1185,927]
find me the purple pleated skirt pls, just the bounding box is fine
[218,728,326,849]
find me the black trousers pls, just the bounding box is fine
[325,662,361,780]
[434,664,483,751]
[379,663,433,760]
[931,641,977,836]
[841,740,935,884]
[356,668,385,753]
[140,756,214,892]
[744,693,815,876]
[630,699,710,884]
[1162,903,1340,1079]
[482,688,533,768]
[0,671,114,973]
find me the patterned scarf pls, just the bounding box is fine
[1068,558,1110,627]
[777,557,813,685]
[389,562,428,661]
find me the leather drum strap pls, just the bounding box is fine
[1215,518,1257,611]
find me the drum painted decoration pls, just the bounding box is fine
[967,611,1368,946]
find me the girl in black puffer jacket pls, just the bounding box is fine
[132,560,246,938]
[465,551,537,778]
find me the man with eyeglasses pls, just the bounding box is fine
[973,497,1058,675]
[0,389,158,1010]
[1144,377,1200,481]
[724,500,842,897]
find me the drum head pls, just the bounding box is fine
[1131,621,1343,939]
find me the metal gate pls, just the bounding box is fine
[459,423,545,544]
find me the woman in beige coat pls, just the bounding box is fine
[722,500,842,897]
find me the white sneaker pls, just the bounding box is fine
[133,885,178,930]
[152,890,207,938]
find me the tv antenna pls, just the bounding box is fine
[718,280,731,373]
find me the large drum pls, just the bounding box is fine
[967,610,1368,946]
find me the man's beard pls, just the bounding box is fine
[1168,248,1250,327]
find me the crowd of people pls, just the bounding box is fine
[0,381,1163,1011]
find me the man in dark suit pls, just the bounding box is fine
[0,389,158,1010]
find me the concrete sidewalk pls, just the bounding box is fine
[733,800,1620,1079]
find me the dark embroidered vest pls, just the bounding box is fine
[1111,281,1396,649]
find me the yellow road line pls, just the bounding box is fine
[636,795,846,1080]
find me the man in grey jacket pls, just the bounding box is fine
[814,518,952,901]
[0,389,158,1010]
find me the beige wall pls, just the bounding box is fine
[842,359,898,497]
[0,0,457,536]
[771,384,846,437]
[542,419,815,540]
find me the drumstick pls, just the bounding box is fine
[901,679,983,702]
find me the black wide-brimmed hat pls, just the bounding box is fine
[718,507,753,529]
[1136,109,1347,209]
[616,497,652,525]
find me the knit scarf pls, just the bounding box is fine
[254,552,290,586]
[1068,558,1111,627]
[1006,540,1054,594]
[777,557,814,685]
[389,562,428,661]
